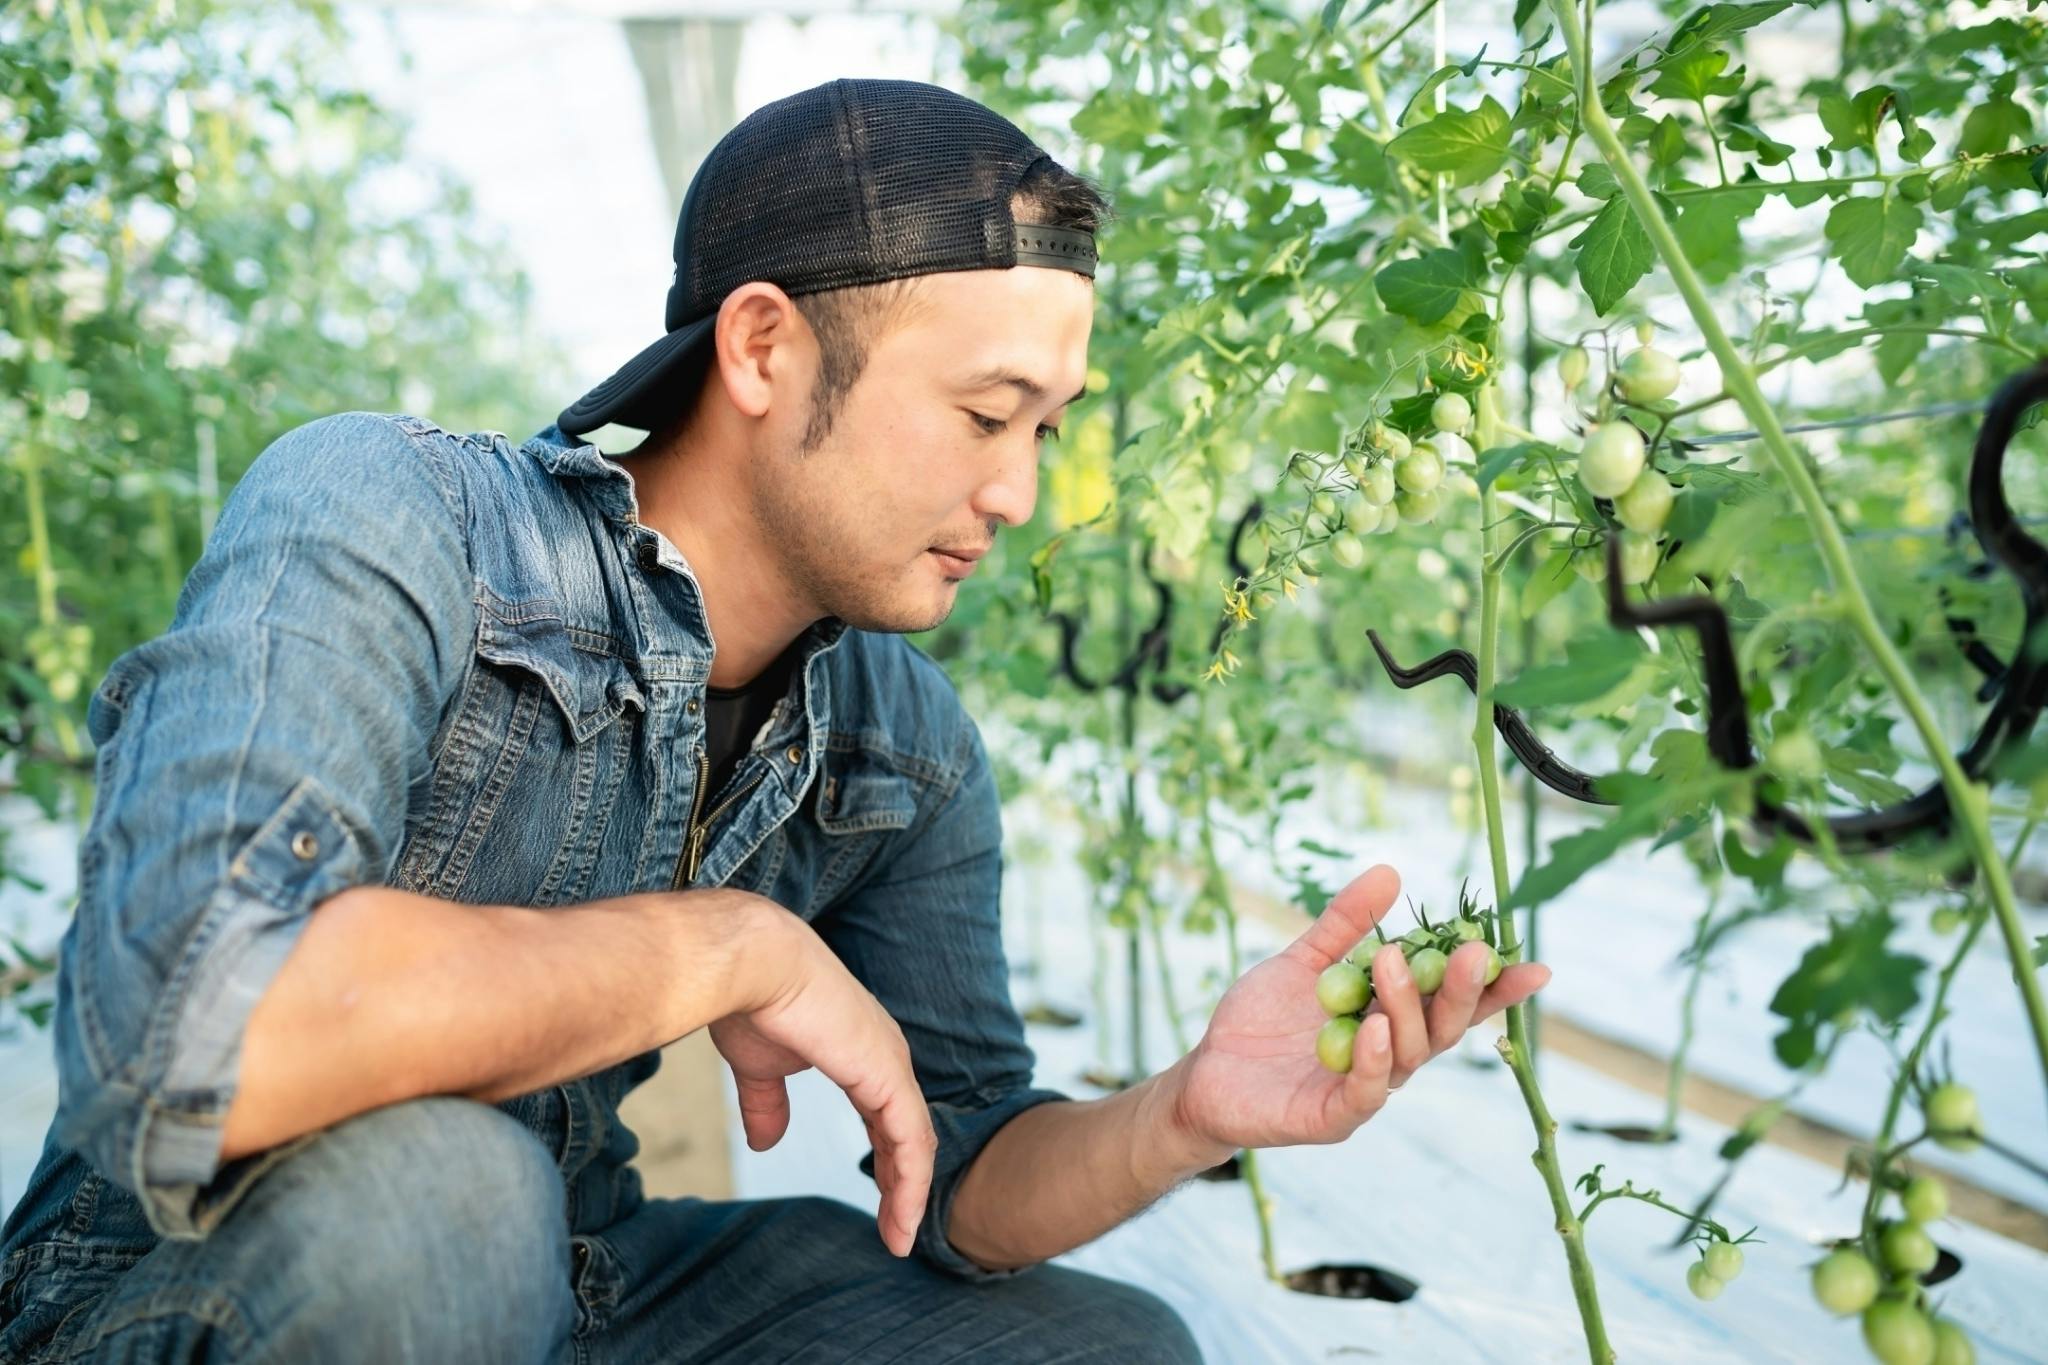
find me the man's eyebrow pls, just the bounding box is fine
[958,367,1089,407]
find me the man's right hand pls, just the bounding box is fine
[712,898,936,1258]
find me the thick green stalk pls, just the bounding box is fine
[1473,387,1615,1363]
[1547,0,2048,1112]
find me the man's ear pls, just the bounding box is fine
[709,282,810,421]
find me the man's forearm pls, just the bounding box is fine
[221,883,768,1161]
[944,1053,1234,1272]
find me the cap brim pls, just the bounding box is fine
[556,312,718,436]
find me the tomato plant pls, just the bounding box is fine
[949,0,2044,1356]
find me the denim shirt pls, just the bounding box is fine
[0,412,1065,1299]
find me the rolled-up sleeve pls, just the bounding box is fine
[820,715,1069,1281]
[51,412,476,1239]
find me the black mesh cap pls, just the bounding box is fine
[557,78,1098,436]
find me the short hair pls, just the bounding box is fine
[790,159,1113,452]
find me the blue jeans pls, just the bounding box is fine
[1,1098,1202,1364]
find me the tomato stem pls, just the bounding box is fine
[1473,384,1617,1364]
[1547,0,2048,1122]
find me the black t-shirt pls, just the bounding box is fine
[701,636,805,810]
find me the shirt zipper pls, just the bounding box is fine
[670,746,767,890]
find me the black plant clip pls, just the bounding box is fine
[1370,360,2048,852]
[1049,500,1264,705]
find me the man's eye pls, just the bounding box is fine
[969,413,1059,443]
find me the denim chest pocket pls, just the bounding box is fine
[768,746,920,915]
[393,599,644,908]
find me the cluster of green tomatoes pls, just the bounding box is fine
[1319,392,1478,572]
[1804,1083,1981,1365]
[1560,326,1683,585]
[1312,890,1504,1073]
[1684,1234,1751,1302]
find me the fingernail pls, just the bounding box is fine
[1469,954,1487,985]
[1369,1018,1390,1053]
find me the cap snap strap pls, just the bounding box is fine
[1013,223,1098,277]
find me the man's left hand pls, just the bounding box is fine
[1163,865,1551,1156]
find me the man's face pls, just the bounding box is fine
[744,266,1094,634]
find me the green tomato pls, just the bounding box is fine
[1395,488,1442,525]
[1931,1318,1975,1365]
[1863,1300,1937,1365]
[1342,453,1370,483]
[1348,938,1393,971]
[1618,531,1660,585]
[1316,960,1371,1017]
[1481,945,1503,985]
[1395,446,1444,494]
[1574,549,1608,583]
[1929,907,1963,936]
[1900,1175,1948,1225]
[1327,533,1367,571]
[1450,916,1484,942]
[1878,1221,1938,1277]
[1686,1260,1726,1301]
[1407,946,1449,995]
[1558,344,1590,391]
[1767,729,1826,782]
[1924,1083,1981,1152]
[1430,391,1472,433]
[1350,498,1385,534]
[1317,1015,1361,1073]
[1372,500,1401,536]
[1399,928,1433,952]
[1614,469,1674,534]
[1361,462,1397,505]
[1370,423,1411,462]
[1616,346,1682,403]
[1702,1240,1744,1283]
[1578,423,1647,498]
[1811,1249,1881,1316]
[1312,491,1339,520]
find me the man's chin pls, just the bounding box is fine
[833,584,958,636]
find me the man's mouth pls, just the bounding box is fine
[929,545,987,577]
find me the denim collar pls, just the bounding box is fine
[519,423,852,768]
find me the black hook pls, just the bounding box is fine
[1369,360,2048,852]
[1364,632,1614,805]
[1047,499,1264,706]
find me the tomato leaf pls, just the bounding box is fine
[1768,911,1924,1069]
[1570,195,1656,315]
[1824,193,1923,288]
[1386,95,1512,186]
[1504,791,1669,912]
[1498,632,1645,707]
[1663,1,1795,53]
[1374,248,1474,323]
[1648,46,1741,103]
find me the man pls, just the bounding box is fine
[0,79,1548,1362]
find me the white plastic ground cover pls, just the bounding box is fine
[730,821,2048,1363]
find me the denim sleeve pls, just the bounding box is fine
[50,412,477,1240]
[821,714,1070,1281]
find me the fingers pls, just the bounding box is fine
[1469,962,1553,1026]
[733,1076,791,1152]
[1424,941,1490,1050]
[1294,864,1402,964]
[1371,944,1430,1081]
[1342,1012,1393,1119]
[826,1030,936,1259]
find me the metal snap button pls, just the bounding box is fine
[785,745,802,765]
[686,699,700,715]
[291,831,319,861]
